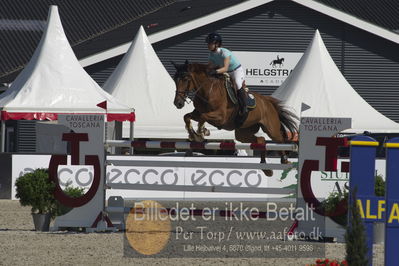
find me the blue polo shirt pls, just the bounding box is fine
[208,48,241,72]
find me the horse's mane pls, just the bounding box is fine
[187,63,209,74]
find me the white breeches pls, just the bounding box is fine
[228,66,245,90]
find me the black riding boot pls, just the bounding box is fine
[237,87,248,116]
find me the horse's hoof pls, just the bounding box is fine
[281,158,292,164]
[192,132,204,142]
[263,169,273,177]
[197,127,210,136]
[188,134,205,142]
[188,133,195,141]
[203,128,210,136]
[195,136,204,142]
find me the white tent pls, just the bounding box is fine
[0,6,134,122]
[272,30,399,133]
[103,26,234,139]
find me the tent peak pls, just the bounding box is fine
[0,5,134,122]
[49,5,58,12]
[272,29,399,133]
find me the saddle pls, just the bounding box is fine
[223,74,256,109]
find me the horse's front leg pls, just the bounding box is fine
[197,120,210,137]
[184,111,205,142]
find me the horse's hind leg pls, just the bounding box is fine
[235,125,273,177]
[259,123,289,164]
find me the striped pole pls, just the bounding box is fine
[105,140,298,152]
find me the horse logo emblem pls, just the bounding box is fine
[270,55,284,68]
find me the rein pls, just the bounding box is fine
[176,71,214,104]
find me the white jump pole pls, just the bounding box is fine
[105,140,298,152]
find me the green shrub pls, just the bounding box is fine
[375,174,385,196]
[52,186,85,218]
[320,190,348,226]
[321,191,348,214]
[345,188,369,265]
[15,168,55,214]
[15,168,85,218]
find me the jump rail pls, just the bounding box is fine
[105,140,298,151]
[107,183,294,195]
[107,159,294,170]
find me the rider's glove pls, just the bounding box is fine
[208,69,218,76]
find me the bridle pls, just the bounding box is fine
[175,71,209,104]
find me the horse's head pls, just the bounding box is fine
[172,60,195,109]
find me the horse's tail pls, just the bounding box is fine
[270,97,298,142]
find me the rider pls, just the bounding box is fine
[206,32,247,117]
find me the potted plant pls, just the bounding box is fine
[15,168,55,231]
[15,168,84,231]
[320,190,348,227]
[320,174,386,229]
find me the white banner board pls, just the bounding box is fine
[12,155,297,200]
[234,51,302,86]
[11,154,386,200]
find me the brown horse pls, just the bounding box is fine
[172,61,298,176]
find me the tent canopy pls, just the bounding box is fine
[272,30,399,133]
[0,6,134,122]
[103,26,234,139]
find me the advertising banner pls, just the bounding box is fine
[234,51,302,86]
[11,154,386,200]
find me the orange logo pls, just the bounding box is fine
[125,200,171,255]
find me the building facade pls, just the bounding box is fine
[86,1,399,123]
